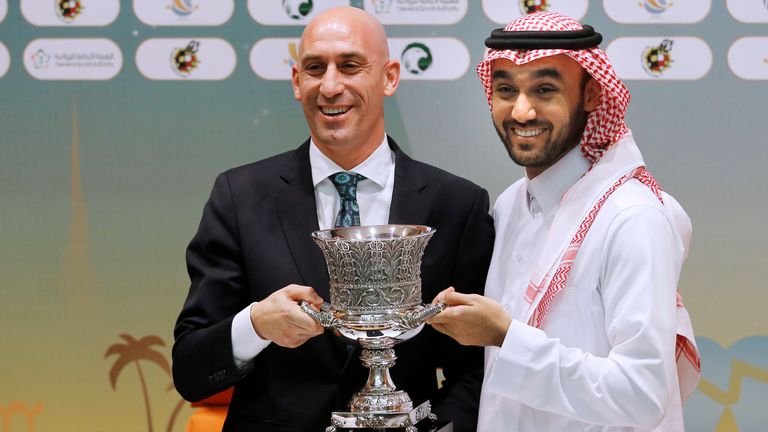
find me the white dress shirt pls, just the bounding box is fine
[479,145,686,431]
[230,137,395,367]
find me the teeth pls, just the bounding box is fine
[514,128,545,137]
[321,107,349,115]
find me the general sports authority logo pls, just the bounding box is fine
[56,0,85,23]
[171,40,200,77]
[641,0,672,14]
[283,0,312,20]
[520,0,549,15]
[642,39,673,77]
[372,0,393,14]
[401,43,432,75]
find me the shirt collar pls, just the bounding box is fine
[526,145,591,216]
[309,135,394,188]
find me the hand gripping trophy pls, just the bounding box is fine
[301,225,445,431]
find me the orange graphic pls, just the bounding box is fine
[697,359,768,432]
[0,402,43,432]
[105,334,185,432]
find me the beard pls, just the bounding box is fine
[495,102,589,169]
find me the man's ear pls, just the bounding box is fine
[291,64,301,100]
[383,60,401,96]
[584,78,601,112]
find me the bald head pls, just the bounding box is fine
[299,7,390,60]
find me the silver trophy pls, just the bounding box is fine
[301,224,445,431]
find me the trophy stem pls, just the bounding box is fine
[349,348,413,413]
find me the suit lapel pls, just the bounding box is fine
[275,141,330,299]
[388,137,431,225]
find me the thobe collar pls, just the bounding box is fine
[526,145,591,217]
[309,136,393,189]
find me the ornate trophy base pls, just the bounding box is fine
[325,400,437,431]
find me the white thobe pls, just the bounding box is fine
[479,140,688,431]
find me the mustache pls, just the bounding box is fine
[502,119,550,130]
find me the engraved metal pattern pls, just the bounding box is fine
[313,226,433,313]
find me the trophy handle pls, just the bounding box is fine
[396,302,446,330]
[300,301,339,329]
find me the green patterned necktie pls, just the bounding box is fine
[330,171,366,227]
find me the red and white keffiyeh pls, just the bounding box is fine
[476,11,630,162]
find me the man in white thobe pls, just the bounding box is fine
[428,12,700,431]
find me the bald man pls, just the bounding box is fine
[172,7,494,431]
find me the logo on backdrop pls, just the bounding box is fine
[642,39,674,77]
[286,42,299,67]
[520,0,550,14]
[401,43,433,76]
[363,0,466,25]
[283,0,313,20]
[641,0,672,14]
[31,48,51,69]
[371,0,392,14]
[23,38,122,80]
[171,40,200,77]
[169,0,198,17]
[55,0,85,23]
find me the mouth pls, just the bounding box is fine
[513,128,546,137]
[320,106,350,117]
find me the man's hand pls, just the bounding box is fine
[250,284,325,348]
[427,287,512,347]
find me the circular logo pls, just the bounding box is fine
[401,43,433,75]
[55,0,85,23]
[170,0,198,17]
[642,39,674,77]
[642,0,670,14]
[282,0,313,20]
[519,0,550,15]
[171,41,200,77]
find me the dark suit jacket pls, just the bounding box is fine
[172,138,494,431]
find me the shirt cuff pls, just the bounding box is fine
[231,302,271,369]
[484,319,541,399]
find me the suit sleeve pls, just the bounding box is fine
[433,186,495,431]
[172,172,251,402]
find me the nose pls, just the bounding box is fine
[319,65,344,99]
[510,93,536,123]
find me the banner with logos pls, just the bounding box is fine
[1,1,766,431]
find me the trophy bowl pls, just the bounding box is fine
[300,224,445,431]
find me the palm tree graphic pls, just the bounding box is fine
[105,334,185,432]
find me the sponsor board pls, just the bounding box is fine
[726,0,768,23]
[606,37,711,80]
[21,0,120,26]
[23,38,122,80]
[390,38,469,80]
[250,37,469,81]
[728,37,768,80]
[0,42,9,78]
[134,0,234,26]
[136,38,236,81]
[0,0,7,23]
[362,0,467,25]
[482,0,587,24]
[248,0,349,25]
[604,0,710,24]
[250,38,299,80]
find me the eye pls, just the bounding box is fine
[341,62,362,72]
[303,63,325,76]
[493,84,516,97]
[536,86,556,95]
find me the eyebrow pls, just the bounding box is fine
[301,52,366,64]
[491,67,564,81]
